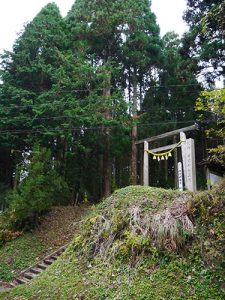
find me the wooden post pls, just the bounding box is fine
[173,136,178,188]
[143,141,149,186]
[165,158,168,183]
[140,144,144,185]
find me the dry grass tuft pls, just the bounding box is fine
[80,189,194,263]
[152,194,194,250]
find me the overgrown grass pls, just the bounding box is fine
[0,233,46,281]
[1,183,225,299]
[0,205,89,284]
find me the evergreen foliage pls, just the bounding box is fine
[0,0,225,296]
[140,32,200,137]
[6,145,69,228]
[0,0,222,216]
[196,88,225,171]
[0,3,69,189]
[183,0,225,81]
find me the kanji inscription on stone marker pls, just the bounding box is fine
[178,162,183,191]
[185,139,197,192]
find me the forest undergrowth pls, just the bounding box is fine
[1,180,225,299]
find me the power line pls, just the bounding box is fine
[0,89,203,111]
[0,83,204,97]
[0,101,196,114]
[0,107,200,123]
[0,96,127,110]
[0,83,206,108]
[0,114,98,122]
[0,99,199,114]
[0,83,218,111]
[0,120,196,135]
[0,86,217,112]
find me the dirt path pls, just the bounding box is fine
[0,205,90,285]
[34,205,89,252]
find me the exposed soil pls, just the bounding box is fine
[33,205,90,252]
[0,204,90,285]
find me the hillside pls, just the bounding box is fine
[1,182,225,299]
[0,205,89,284]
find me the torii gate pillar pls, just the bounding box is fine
[143,141,149,186]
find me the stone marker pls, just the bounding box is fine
[185,138,197,192]
[178,162,184,191]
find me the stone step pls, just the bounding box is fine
[23,272,35,280]
[51,255,58,260]
[44,259,54,265]
[15,277,29,285]
[36,263,48,270]
[29,268,42,275]
[4,243,69,289]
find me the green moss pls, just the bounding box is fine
[2,254,225,300]
[0,233,46,281]
[1,184,225,299]
[98,186,179,211]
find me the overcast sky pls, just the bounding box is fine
[0,0,188,54]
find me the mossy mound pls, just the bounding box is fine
[1,183,225,299]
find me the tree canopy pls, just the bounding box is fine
[183,0,225,82]
[0,0,222,211]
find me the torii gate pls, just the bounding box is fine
[135,124,197,192]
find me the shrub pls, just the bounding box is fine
[6,145,70,229]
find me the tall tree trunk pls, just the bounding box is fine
[130,73,138,185]
[13,154,21,191]
[0,150,14,188]
[102,72,111,198]
[102,131,111,197]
